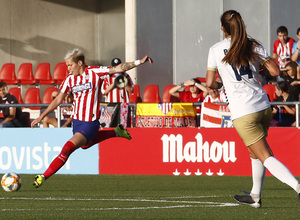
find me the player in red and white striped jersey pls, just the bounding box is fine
[31,48,153,187]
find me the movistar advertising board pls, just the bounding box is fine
[0,128,98,174]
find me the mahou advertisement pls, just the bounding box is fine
[99,127,300,176]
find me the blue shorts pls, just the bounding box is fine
[72,119,100,143]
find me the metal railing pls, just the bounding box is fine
[1,101,299,128]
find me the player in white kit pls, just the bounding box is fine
[206,10,300,208]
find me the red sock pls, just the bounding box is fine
[43,141,76,179]
[81,130,117,150]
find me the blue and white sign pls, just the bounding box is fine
[0,128,99,174]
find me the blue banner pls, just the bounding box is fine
[0,128,99,174]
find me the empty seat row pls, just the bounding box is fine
[8,86,58,110]
[129,84,179,103]
[0,62,69,86]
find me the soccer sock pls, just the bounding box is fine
[250,158,266,200]
[43,141,76,180]
[81,130,117,150]
[263,156,299,192]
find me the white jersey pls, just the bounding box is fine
[207,38,270,120]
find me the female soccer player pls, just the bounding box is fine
[206,10,300,208]
[31,48,153,187]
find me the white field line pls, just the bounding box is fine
[0,196,239,211]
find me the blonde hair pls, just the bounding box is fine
[221,10,260,67]
[64,48,85,64]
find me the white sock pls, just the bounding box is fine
[250,158,266,197]
[263,156,299,192]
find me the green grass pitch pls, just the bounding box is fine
[0,174,299,219]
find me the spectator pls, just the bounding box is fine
[283,61,300,98]
[272,81,297,127]
[272,26,295,69]
[41,91,58,127]
[169,78,207,126]
[0,82,27,127]
[203,87,226,103]
[101,58,134,103]
[169,78,208,111]
[291,27,300,66]
[61,92,73,127]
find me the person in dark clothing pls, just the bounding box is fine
[0,81,24,127]
[272,81,298,127]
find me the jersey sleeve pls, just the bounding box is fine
[60,75,71,94]
[207,47,218,71]
[254,44,270,64]
[90,66,111,79]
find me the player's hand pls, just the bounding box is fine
[140,56,153,64]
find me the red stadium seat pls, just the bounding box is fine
[53,62,69,85]
[143,84,161,103]
[24,87,42,110]
[129,85,142,103]
[16,63,37,85]
[42,87,58,104]
[34,63,55,85]
[162,85,179,103]
[262,84,276,102]
[0,63,20,85]
[8,87,23,104]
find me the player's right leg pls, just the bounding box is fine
[81,124,131,150]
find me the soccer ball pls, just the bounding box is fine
[1,172,22,192]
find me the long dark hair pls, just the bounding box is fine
[221,10,260,67]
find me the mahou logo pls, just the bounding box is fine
[161,133,237,163]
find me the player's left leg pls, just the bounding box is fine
[33,133,86,188]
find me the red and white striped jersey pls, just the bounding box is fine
[60,65,110,122]
[273,38,295,60]
[100,72,134,103]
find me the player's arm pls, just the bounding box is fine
[272,53,278,61]
[263,58,280,77]
[109,55,153,75]
[31,92,67,127]
[206,69,222,89]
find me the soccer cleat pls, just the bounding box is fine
[234,194,261,208]
[33,174,45,188]
[114,124,132,140]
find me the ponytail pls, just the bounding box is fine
[221,10,259,67]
